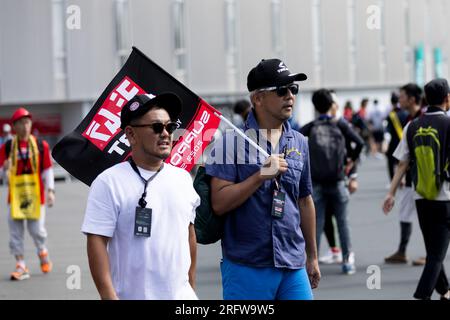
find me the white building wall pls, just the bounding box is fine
[0,0,55,104]
[2,0,450,132]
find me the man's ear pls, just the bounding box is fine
[124,126,136,145]
[330,102,339,115]
[445,94,450,111]
[252,92,263,108]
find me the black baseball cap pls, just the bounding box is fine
[247,59,307,92]
[120,93,182,129]
[424,78,450,106]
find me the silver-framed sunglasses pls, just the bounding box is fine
[257,83,299,96]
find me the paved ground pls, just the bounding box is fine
[0,156,448,300]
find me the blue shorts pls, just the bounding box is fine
[220,258,313,300]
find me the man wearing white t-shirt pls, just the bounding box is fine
[384,84,425,266]
[82,93,200,300]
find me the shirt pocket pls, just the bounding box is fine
[282,157,303,197]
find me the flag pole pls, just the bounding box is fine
[214,112,270,158]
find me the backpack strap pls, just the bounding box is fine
[5,139,12,157]
[36,138,44,173]
[5,137,45,173]
[406,119,418,159]
[389,111,403,140]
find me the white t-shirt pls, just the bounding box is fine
[369,108,386,131]
[81,161,200,300]
[393,118,450,201]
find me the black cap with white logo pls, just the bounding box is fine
[247,59,307,92]
[120,93,182,129]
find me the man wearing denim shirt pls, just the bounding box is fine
[205,59,320,300]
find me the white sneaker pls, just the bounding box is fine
[348,251,355,264]
[319,248,343,264]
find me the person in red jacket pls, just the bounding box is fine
[0,107,55,281]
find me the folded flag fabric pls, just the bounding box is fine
[52,47,221,185]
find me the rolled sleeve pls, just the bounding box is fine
[299,143,313,198]
[205,133,237,182]
[190,197,200,224]
[81,176,118,237]
[393,123,410,162]
[189,174,201,224]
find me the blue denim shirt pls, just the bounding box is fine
[205,111,312,269]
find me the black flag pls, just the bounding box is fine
[52,47,221,185]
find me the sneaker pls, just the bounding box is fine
[342,252,356,275]
[412,257,426,266]
[384,252,408,264]
[319,248,343,264]
[10,264,30,281]
[374,153,384,160]
[38,250,53,274]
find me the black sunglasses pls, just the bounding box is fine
[130,121,179,134]
[258,83,299,97]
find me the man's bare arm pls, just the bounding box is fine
[298,195,320,289]
[188,223,197,289]
[87,234,118,300]
[382,160,409,214]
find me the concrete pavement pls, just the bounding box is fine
[0,156,448,300]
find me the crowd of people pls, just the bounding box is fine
[221,65,449,301]
[1,58,449,301]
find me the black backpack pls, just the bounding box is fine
[308,119,346,183]
[193,166,225,244]
[407,114,450,200]
[5,138,45,172]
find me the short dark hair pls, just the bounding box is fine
[312,89,334,114]
[424,78,450,106]
[344,101,353,109]
[400,83,422,104]
[233,99,251,115]
[361,98,369,108]
[391,92,399,105]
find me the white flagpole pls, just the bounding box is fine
[214,112,270,158]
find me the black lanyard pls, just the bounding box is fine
[274,145,288,191]
[128,158,164,208]
[17,140,33,173]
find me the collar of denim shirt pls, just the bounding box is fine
[243,109,295,153]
